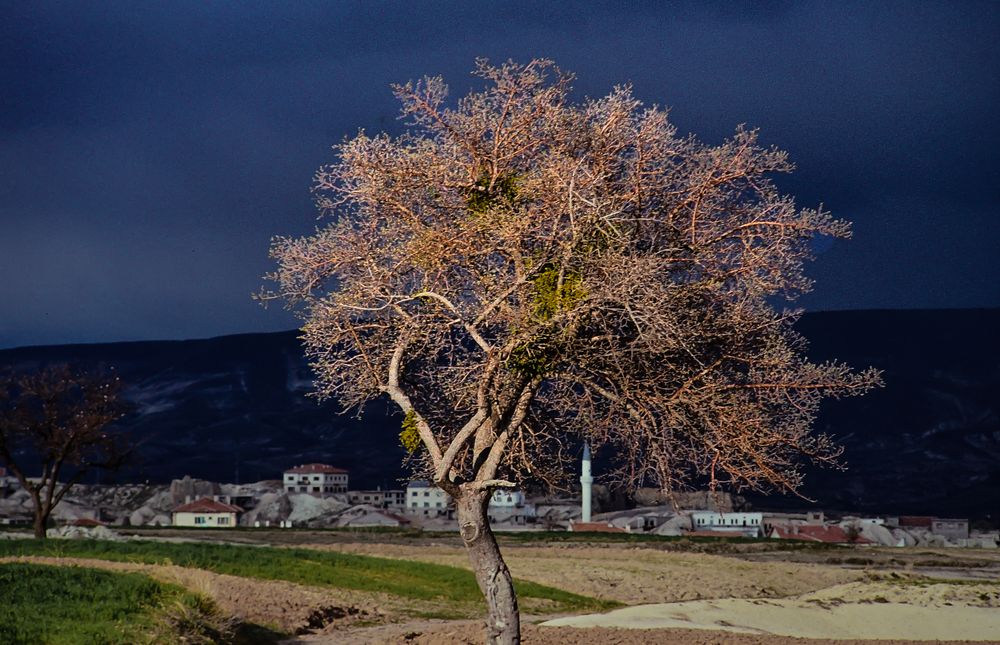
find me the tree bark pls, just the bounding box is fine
[30,490,48,539]
[33,513,47,539]
[455,489,520,645]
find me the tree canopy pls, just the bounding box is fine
[0,365,130,537]
[265,59,880,498]
[263,58,882,643]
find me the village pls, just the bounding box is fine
[1,458,996,550]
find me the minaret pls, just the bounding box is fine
[580,443,593,523]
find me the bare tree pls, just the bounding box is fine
[0,365,130,538]
[262,59,881,644]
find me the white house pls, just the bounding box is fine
[690,511,763,536]
[171,497,241,528]
[283,463,349,496]
[489,489,527,508]
[347,489,406,510]
[405,480,450,517]
[486,489,536,525]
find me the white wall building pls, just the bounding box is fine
[347,489,406,510]
[283,463,349,496]
[489,489,526,508]
[171,497,241,528]
[487,489,536,525]
[406,480,450,517]
[690,511,763,536]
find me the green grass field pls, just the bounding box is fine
[0,563,213,645]
[0,538,616,614]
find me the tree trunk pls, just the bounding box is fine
[33,513,47,539]
[31,497,48,539]
[455,489,520,645]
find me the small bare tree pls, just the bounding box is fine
[0,365,130,538]
[262,59,881,644]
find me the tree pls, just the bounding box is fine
[262,59,882,644]
[0,365,130,538]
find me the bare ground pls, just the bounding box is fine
[298,542,865,605]
[295,580,1000,644]
[9,538,1000,644]
[287,542,1000,643]
[297,621,997,645]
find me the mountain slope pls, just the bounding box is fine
[1,309,997,518]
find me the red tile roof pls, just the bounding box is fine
[770,525,871,544]
[69,518,106,527]
[172,497,242,514]
[898,516,934,528]
[285,463,349,474]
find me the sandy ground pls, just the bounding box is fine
[541,581,1000,640]
[304,580,1000,644]
[299,621,999,644]
[300,543,864,605]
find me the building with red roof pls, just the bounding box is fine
[768,524,872,544]
[283,463,349,496]
[171,497,242,528]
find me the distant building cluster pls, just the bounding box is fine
[11,455,974,547]
[160,462,540,531]
[5,445,994,546]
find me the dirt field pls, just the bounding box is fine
[304,622,997,645]
[10,534,1000,643]
[302,542,865,605]
[290,541,1000,643]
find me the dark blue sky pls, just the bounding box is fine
[2,1,998,349]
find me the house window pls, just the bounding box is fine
[299,486,307,492]
[424,502,429,507]
[195,516,206,525]
[424,491,430,497]
[218,516,230,526]
[312,486,320,492]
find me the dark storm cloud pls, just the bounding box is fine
[2,1,997,348]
